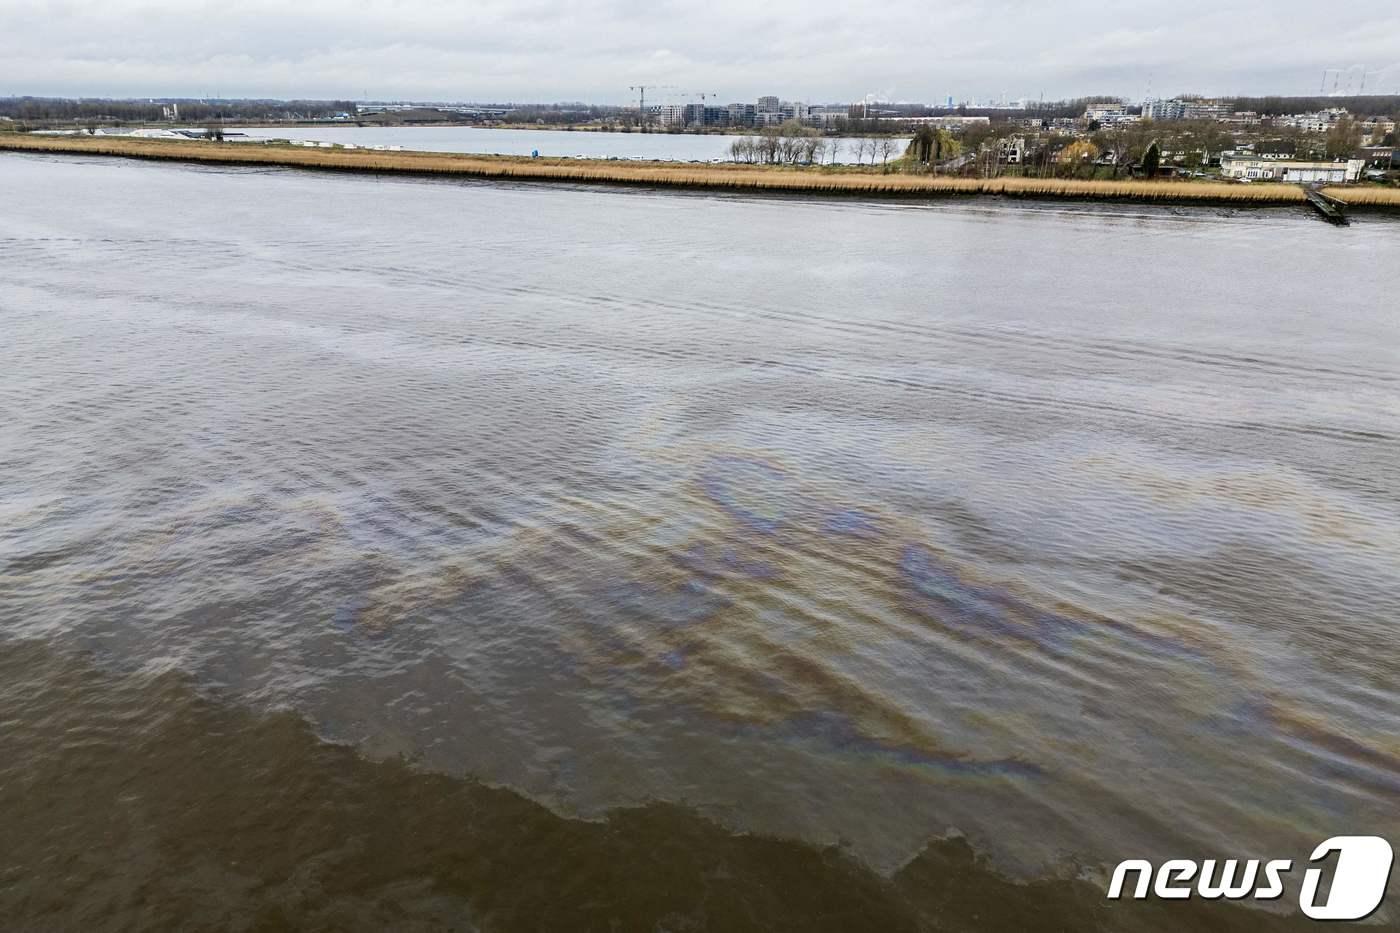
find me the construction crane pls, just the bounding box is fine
[628,85,675,130]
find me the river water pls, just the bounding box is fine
[2,152,1399,931]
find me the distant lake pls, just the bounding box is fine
[226,124,906,164]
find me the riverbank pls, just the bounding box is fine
[5,133,1398,207]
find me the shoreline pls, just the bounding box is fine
[4,134,1398,209]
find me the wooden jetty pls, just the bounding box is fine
[1303,186,1349,225]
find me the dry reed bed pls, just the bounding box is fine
[4,133,1390,207]
[1324,186,1400,206]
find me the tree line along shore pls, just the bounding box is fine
[4,133,1398,208]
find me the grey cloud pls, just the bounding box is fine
[1,0,1397,101]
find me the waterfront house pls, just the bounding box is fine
[1219,152,1365,183]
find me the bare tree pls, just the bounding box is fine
[758,132,779,164]
[827,138,843,164]
[776,133,794,164]
[876,136,896,170]
[731,137,762,163]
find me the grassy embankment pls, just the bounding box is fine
[4,133,1398,207]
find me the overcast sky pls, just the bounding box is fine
[2,0,1398,104]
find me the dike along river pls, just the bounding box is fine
[2,151,1398,931]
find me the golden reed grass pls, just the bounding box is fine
[1324,186,1400,206]
[3,133,1391,207]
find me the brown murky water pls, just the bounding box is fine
[2,152,1399,930]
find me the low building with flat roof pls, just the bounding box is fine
[1219,153,1365,183]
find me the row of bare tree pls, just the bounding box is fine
[728,124,902,166]
[728,133,827,164]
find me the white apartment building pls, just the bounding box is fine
[1276,108,1349,133]
[655,104,687,128]
[906,115,991,131]
[996,136,1026,164]
[1142,98,1187,120]
[1182,99,1230,120]
[782,102,808,122]
[1084,102,1136,125]
[1363,119,1396,144]
[1142,98,1232,121]
[1222,111,1260,127]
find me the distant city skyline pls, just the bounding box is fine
[2,0,1397,103]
